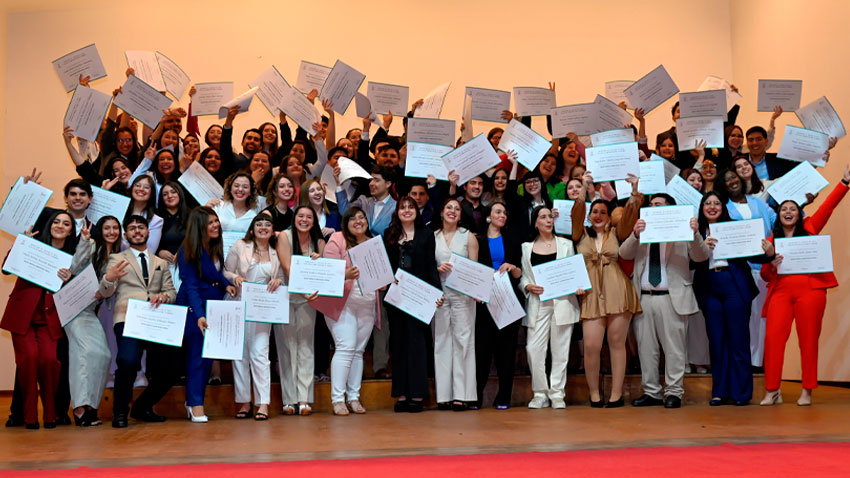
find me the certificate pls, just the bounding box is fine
[347,236,394,295]
[623,65,679,114]
[441,134,502,186]
[666,174,703,215]
[179,161,225,205]
[202,300,245,360]
[698,75,742,108]
[288,255,346,297]
[661,156,681,183]
[795,96,846,140]
[584,141,639,182]
[367,82,409,116]
[123,299,188,347]
[86,186,131,225]
[709,219,765,260]
[191,82,234,116]
[775,235,833,274]
[249,66,291,115]
[222,231,244,256]
[405,142,451,180]
[52,44,107,93]
[444,253,495,303]
[54,264,98,327]
[678,90,727,120]
[0,177,52,236]
[407,118,456,147]
[124,50,166,92]
[595,95,634,131]
[766,160,829,207]
[337,157,372,184]
[279,86,321,136]
[414,82,451,119]
[550,103,597,137]
[498,119,551,171]
[242,282,289,324]
[113,75,173,129]
[319,60,366,115]
[384,269,443,324]
[675,116,725,150]
[155,51,190,99]
[757,79,802,112]
[486,271,525,330]
[218,87,259,119]
[354,92,374,119]
[464,87,511,123]
[532,254,592,302]
[591,128,634,147]
[614,159,667,198]
[639,205,695,243]
[553,199,591,235]
[2,234,73,292]
[296,60,331,94]
[64,86,112,142]
[513,87,556,117]
[604,80,634,108]
[777,125,830,167]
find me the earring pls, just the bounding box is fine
[486,218,491,223]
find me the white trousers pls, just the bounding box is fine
[273,299,315,404]
[433,290,477,403]
[326,297,375,403]
[232,321,272,405]
[749,269,768,367]
[633,294,688,399]
[526,302,574,400]
[66,310,111,408]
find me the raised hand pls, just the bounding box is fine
[78,74,91,88]
[23,167,43,185]
[321,98,334,114]
[80,221,92,241]
[188,85,197,97]
[306,88,319,103]
[105,259,130,282]
[633,218,646,237]
[382,111,393,130]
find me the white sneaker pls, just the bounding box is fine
[528,396,550,409]
[551,398,566,409]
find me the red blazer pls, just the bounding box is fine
[1,278,62,340]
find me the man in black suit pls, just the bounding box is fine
[220,104,261,173]
[744,126,797,181]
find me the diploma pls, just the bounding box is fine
[678,90,727,120]
[614,159,667,198]
[639,206,695,243]
[594,94,634,131]
[698,75,742,108]
[54,264,98,327]
[444,253,495,303]
[661,156,681,183]
[113,75,173,129]
[405,142,451,180]
[532,254,592,302]
[709,219,765,260]
[191,82,234,116]
[497,119,551,171]
[178,161,225,205]
[354,92,374,119]
[218,87,259,119]
[666,174,703,215]
[464,87,511,123]
[249,66,291,115]
[319,60,366,115]
[777,125,830,167]
[414,82,451,119]
[347,236,394,295]
[288,255,346,297]
[86,186,131,225]
[513,87,556,117]
[242,282,289,324]
[623,65,679,114]
[675,116,725,150]
[278,86,321,136]
[486,271,525,329]
[775,235,833,275]
[604,80,634,108]
[337,157,372,184]
[384,269,443,324]
[795,96,846,140]
[591,128,635,147]
[441,134,502,186]
[295,60,331,94]
[550,103,598,137]
[584,141,639,182]
[367,82,410,116]
[552,199,591,235]
[155,51,190,99]
[766,160,829,207]
[124,50,166,92]
[407,118,456,147]
[123,299,188,347]
[52,44,107,93]
[64,86,112,142]
[2,234,73,292]
[0,177,52,236]
[757,79,802,112]
[202,300,245,360]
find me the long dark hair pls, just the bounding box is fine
[204,124,222,149]
[713,168,743,203]
[92,215,122,274]
[733,156,765,194]
[341,207,371,249]
[386,196,424,245]
[434,197,469,232]
[38,211,77,254]
[156,182,191,230]
[241,211,278,249]
[528,205,552,242]
[200,147,226,184]
[266,172,295,210]
[584,199,614,239]
[152,149,181,184]
[290,205,323,256]
[258,122,279,157]
[773,200,808,238]
[126,175,157,224]
[697,191,732,236]
[485,199,509,235]
[181,206,223,274]
[222,172,257,209]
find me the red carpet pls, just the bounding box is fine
[3,442,848,477]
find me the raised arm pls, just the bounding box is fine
[617,174,643,243]
[804,166,850,234]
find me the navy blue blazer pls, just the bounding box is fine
[692,231,771,306]
[177,248,229,320]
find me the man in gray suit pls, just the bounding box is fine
[619,194,709,408]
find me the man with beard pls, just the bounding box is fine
[221,104,262,174]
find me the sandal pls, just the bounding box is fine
[347,400,366,414]
[282,404,296,415]
[235,406,252,419]
[332,402,349,416]
[298,404,312,416]
[254,412,269,421]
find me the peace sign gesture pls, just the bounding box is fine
[105,260,130,282]
[79,221,92,241]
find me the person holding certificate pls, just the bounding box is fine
[199,148,227,185]
[211,173,263,234]
[155,183,191,265]
[125,175,164,253]
[262,173,296,232]
[759,167,850,406]
[744,125,798,181]
[300,179,341,239]
[482,168,519,208]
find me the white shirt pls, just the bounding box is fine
[132,248,151,281]
[731,201,752,219]
[214,201,262,234]
[640,243,669,291]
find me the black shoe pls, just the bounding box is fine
[631,394,664,407]
[208,377,222,386]
[393,400,409,413]
[451,401,467,412]
[664,396,682,408]
[590,399,604,408]
[5,414,24,428]
[407,401,424,413]
[43,421,56,429]
[374,368,392,379]
[25,422,39,430]
[55,414,72,426]
[112,413,129,428]
[130,408,167,423]
[605,397,625,408]
[436,402,452,411]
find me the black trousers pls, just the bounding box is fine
[388,306,431,400]
[475,304,519,408]
[10,333,71,420]
[112,323,181,416]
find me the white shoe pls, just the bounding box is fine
[528,396,550,409]
[696,366,709,374]
[551,398,566,409]
[759,390,783,406]
[185,403,208,423]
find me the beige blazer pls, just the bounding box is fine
[518,237,580,327]
[98,248,177,325]
[223,238,285,298]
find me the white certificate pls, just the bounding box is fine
[666,175,703,215]
[766,160,829,207]
[661,156,681,183]
[202,300,245,360]
[604,80,634,108]
[191,82,234,116]
[594,95,634,131]
[407,118,456,147]
[337,157,372,184]
[624,65,679,114]
[441,134,502,186]
[288,255,346,297]
[513,87,556,117]
[113,75,173,129]
[242,282,289,324]
[86,186,131,225]
[486,271,525,330]
[698,75,742,108]
[54,264,98,327]
[2,234,73,292]
[639,206,695,244]
[710,219,765,260]
[124,50,166,92]
[777,125,830,167]
[591,128,635,147]
[218,87,258,119]
[279,86,321,136]
[347,236,394,295]
[614,159,667,198]
[319,60,366,115]
[532,254,592,302]
[64,86,112,142]
[795,96,846,140]
[384,269,443,325]
[296,60,331,94]
[222,231,244,257]
[553,199,591,235]
[445,253,495,303]
[550,103,598,137]
[0,177,53,236]
[249,66,291,115]
[367,82,409,116]
[498,119,551,171]
[52,44,107,93]
[775,235,833,274]
[464,87,511,123]
[757,79,802,112]
[675,116,725,150]
[585,141,639,182]
[414,82,451,119]
[679,90,727,120]
[405,142,452,180]
[179,161,225,205]
[121,299,188,347]
[155,52,190,99]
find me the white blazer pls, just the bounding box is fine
[518,237,580,327]
[223,238,285,298]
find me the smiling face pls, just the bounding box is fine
[112,160,132,183]
[161,130,180,149]
[261,124,277,145]
[686,171,704,190]
[746,131,767,157]
[589,202,610,229]
[408,185,428,208]
[778,201,801,229]
[50,213,73,241]
[207,126,222,148]
[702,195,723,222]
[294,208,315,233]
[369,173,390,198]
[307,181,324,206]
[203,149,222,173]
[702,162,717,181]
[250,153,270,174]
[346,129,361,143]
[230,176,252,202]
[157,151,176,176]
[727,126,744,150]
[205,214,221,240]
[465,177,484,200]
[289,143,306,162]
[489,131,502,149]
[540,156,557,178]
[346,210,368,238]
[116,131,134,156]
[337,138,353,157]
[489,203,507,229]
[243,131,262,154]
[101,219,121,245]
[183,135,199,157]
[252,215,273,241]
[734,158,753,181]
[377,147,399,168]
[397,198,418,224]
[524,176,542,197]
[286,157,303,179]
[566,179,583,200]
[657,138,676,159]
[441,200,461,225]
[124,220,149,246]
[493,170,508,192]
[65,186,91,214]
[535,208,554,234]
[276,176,294,203]
[131,177,153,202]
[562,143,579,165]
[723,171,742,195]
[161,185,180,209]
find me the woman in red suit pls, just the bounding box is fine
[759,164,850,407]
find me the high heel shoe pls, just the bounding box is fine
[797,389,812,406]
[605,397,625,408]
[759,390,783,406]
[185,403,208,423]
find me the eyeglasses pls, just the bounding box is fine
[525,178,541,185]
[133,184,152,191]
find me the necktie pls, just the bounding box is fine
[649,243,661,287]
[140,252,149,286]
